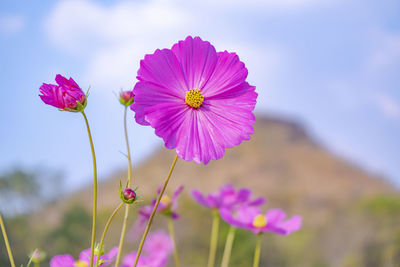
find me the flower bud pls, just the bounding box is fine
[94,243,104,256]
[39,74,87,112]
[119,91,134,106]
[31,249,46,263]
[119,182,137,204]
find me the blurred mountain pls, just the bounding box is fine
[7,115,399,267]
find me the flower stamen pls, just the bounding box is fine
[185,89,204,109]
[74,261,88,267]
[252,214,267,228]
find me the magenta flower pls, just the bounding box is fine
[50,247,118,267]
[129,186,183,241]
[140,186,184,221]
[191,184,265,210]
[220,205,302,235]
[131,36,257,164]
[39,74,86,112]
[122,230,173,267]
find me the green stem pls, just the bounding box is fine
[168,217,181,267]
[220,226,236,267]
[34,262,40,267]
[0,214,15,267]
[133,155,179,267]
[252,234,262,267]
[82,111,98,267]
[95,202,125,267]
[207,209,220,267]
[115,106,133,267]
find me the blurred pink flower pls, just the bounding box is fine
[39,74,86,112]
[122,230,173,267]
[191,184,265,210]
[50,247,118,267]
[131,36,257,164]
[129,186,183,241]
[220,205,302,235]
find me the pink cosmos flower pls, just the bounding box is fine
[50,247,118,267]
[39,74,86,111]
[129,186,183,241]
[191,184,265,210]
[122,230,173,267]
[140,185,184,221]
[220,205,302,235]
[131,36,257,164]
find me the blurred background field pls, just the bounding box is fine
[1,0,400,266]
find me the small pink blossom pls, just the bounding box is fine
[220,205,302,235]
[191,184,265,210]
[50,247,118,267]
[122,230,173,267]
[39,74,86,112]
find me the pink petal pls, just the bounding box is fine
[202,51,248,97]
[50,254,75,267]
[137,48,188,95]
[143,102,189,149]
[171,36,218,90]
[265,209,287,225]
[132,81,184,125]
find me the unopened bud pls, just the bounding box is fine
[119,91,134,106]
[31,249,46,263]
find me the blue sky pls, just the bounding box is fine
[0,0,399,190]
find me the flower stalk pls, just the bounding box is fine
[252,234,262,267]
[133,155,179,267]
[115,106,134,267]
[0,214,15,267]
[207,209,220,267]
[168,217,181,267]
[95,202,124,267]
[220,226,236,267]
[82,111,98,267]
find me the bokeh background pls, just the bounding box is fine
[1,0,400,266]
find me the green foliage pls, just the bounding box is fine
[45,205,91,257]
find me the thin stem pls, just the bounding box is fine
[220,226,236,267]
[95,202,125,267]
[115,106,133,267]
[133,155,179,267]
[168,217,181,267]
[82,111,98,267]
[0,214,15,267]
[207,209,220,267]
[34,262,40,267]
[252,234,262,267]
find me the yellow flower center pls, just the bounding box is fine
[74,261,88,267]
[161,195,171,207]
[252,214,267,228]
[185,89,204,109]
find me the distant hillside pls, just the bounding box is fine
[28,115,399,267]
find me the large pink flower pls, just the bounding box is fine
[131,36,257,164]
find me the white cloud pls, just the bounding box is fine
[366,29,400,72]
[44,0,189,52]
[0,15,24,34]
[373,93,400,120]
[201,0,331,9]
